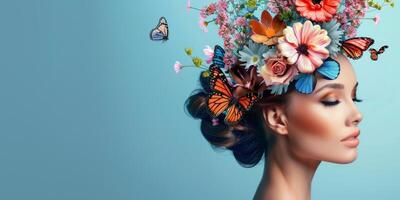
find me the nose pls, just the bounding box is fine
[346,100,363,126]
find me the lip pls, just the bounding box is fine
[341,129,360,148]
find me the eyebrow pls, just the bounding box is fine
[314,82,359,94]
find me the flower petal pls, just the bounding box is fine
[297,54,314,73]
[292,22,303,43]
[261,10,273,27]
[249,20,269,36]
[283,27,299,45]
[251,34,269,44]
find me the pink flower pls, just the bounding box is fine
[206,4,217,15]
[260,57,299,85]
[234,17,247,27]
[199,16,208,32]
[203,45,214,64]
[216,0,227,11]
[200,8,207,18]
[277,20,331,73]
[347,26,356,37]
[374,14,380,25]
[267,2,280,13]
[174,61,183,74]
[212,118,219,126]
[186,0,191,12]
[223,52,236,69]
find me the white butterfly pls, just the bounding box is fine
[149,17,169,41]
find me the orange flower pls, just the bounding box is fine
[295,0,340,22]
[249,10,286,46]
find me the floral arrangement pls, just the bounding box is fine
[176,0,393,125]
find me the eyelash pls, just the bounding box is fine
[320,98,363,107]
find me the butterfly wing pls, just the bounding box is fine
[150,29,165,41]
[224,90,258,125]
[340,37,374,59]
[207,65,233,117]
[158,17,169,39]
[149,17,169,41]
[224,104,243,125]
[316,58,340,80]
[208,92,231,117]
[369,48,378,61]
[237,93,258,111]
[378,45,388,54]
[212,45,226,68]
[295,73,316,94]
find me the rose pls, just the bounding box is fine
[260,57,299,86]
[267,57,287,76]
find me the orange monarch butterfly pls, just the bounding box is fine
[340,37,374,60]
[369,45,388,61]
[207,65,258,125]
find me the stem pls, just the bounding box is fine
[181,65,208,70]
[189,7,202,11]
[206,18,216,23]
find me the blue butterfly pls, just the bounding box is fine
[212,45,225,68]
[295,57,341,94]
[150,17,169,41]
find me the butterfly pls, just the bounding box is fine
[369,45,388,61]
[340,37,374,60]
[295,57,341,94]
[149,17,169,41]
[207,65,258,125]
[212,45,225,68]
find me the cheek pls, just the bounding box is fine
[287,102,337,138]
[285,101,344,160]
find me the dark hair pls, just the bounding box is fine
[185,71,294,168]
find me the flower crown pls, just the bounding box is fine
[176,0,392,125]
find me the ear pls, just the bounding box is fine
[262,105,289,135]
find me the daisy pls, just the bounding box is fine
[186,0,191,12]
[199,16,208,32]
[295,0,341,22]
[277,20,331,73]
[238,41,268,68]
[321,20,343,56]
[374,14,380,25]
[174,61,183,74]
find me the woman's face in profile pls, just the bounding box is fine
[284,54,363,164]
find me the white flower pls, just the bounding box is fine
[203,45,214,64]
[174,61,183,73]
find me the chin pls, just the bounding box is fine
[327,149,359,164]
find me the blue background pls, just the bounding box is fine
[0,0,398,199]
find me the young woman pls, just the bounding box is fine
[178,0,389,199]
[185,53,362,200]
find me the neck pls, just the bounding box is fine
[253,136,321,200]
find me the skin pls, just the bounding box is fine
[253,54,363,200]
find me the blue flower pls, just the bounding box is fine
[238,41,268,68]
[321,20,344,56]
[269,84,290,95]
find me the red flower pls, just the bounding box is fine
[295,0,340,22]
